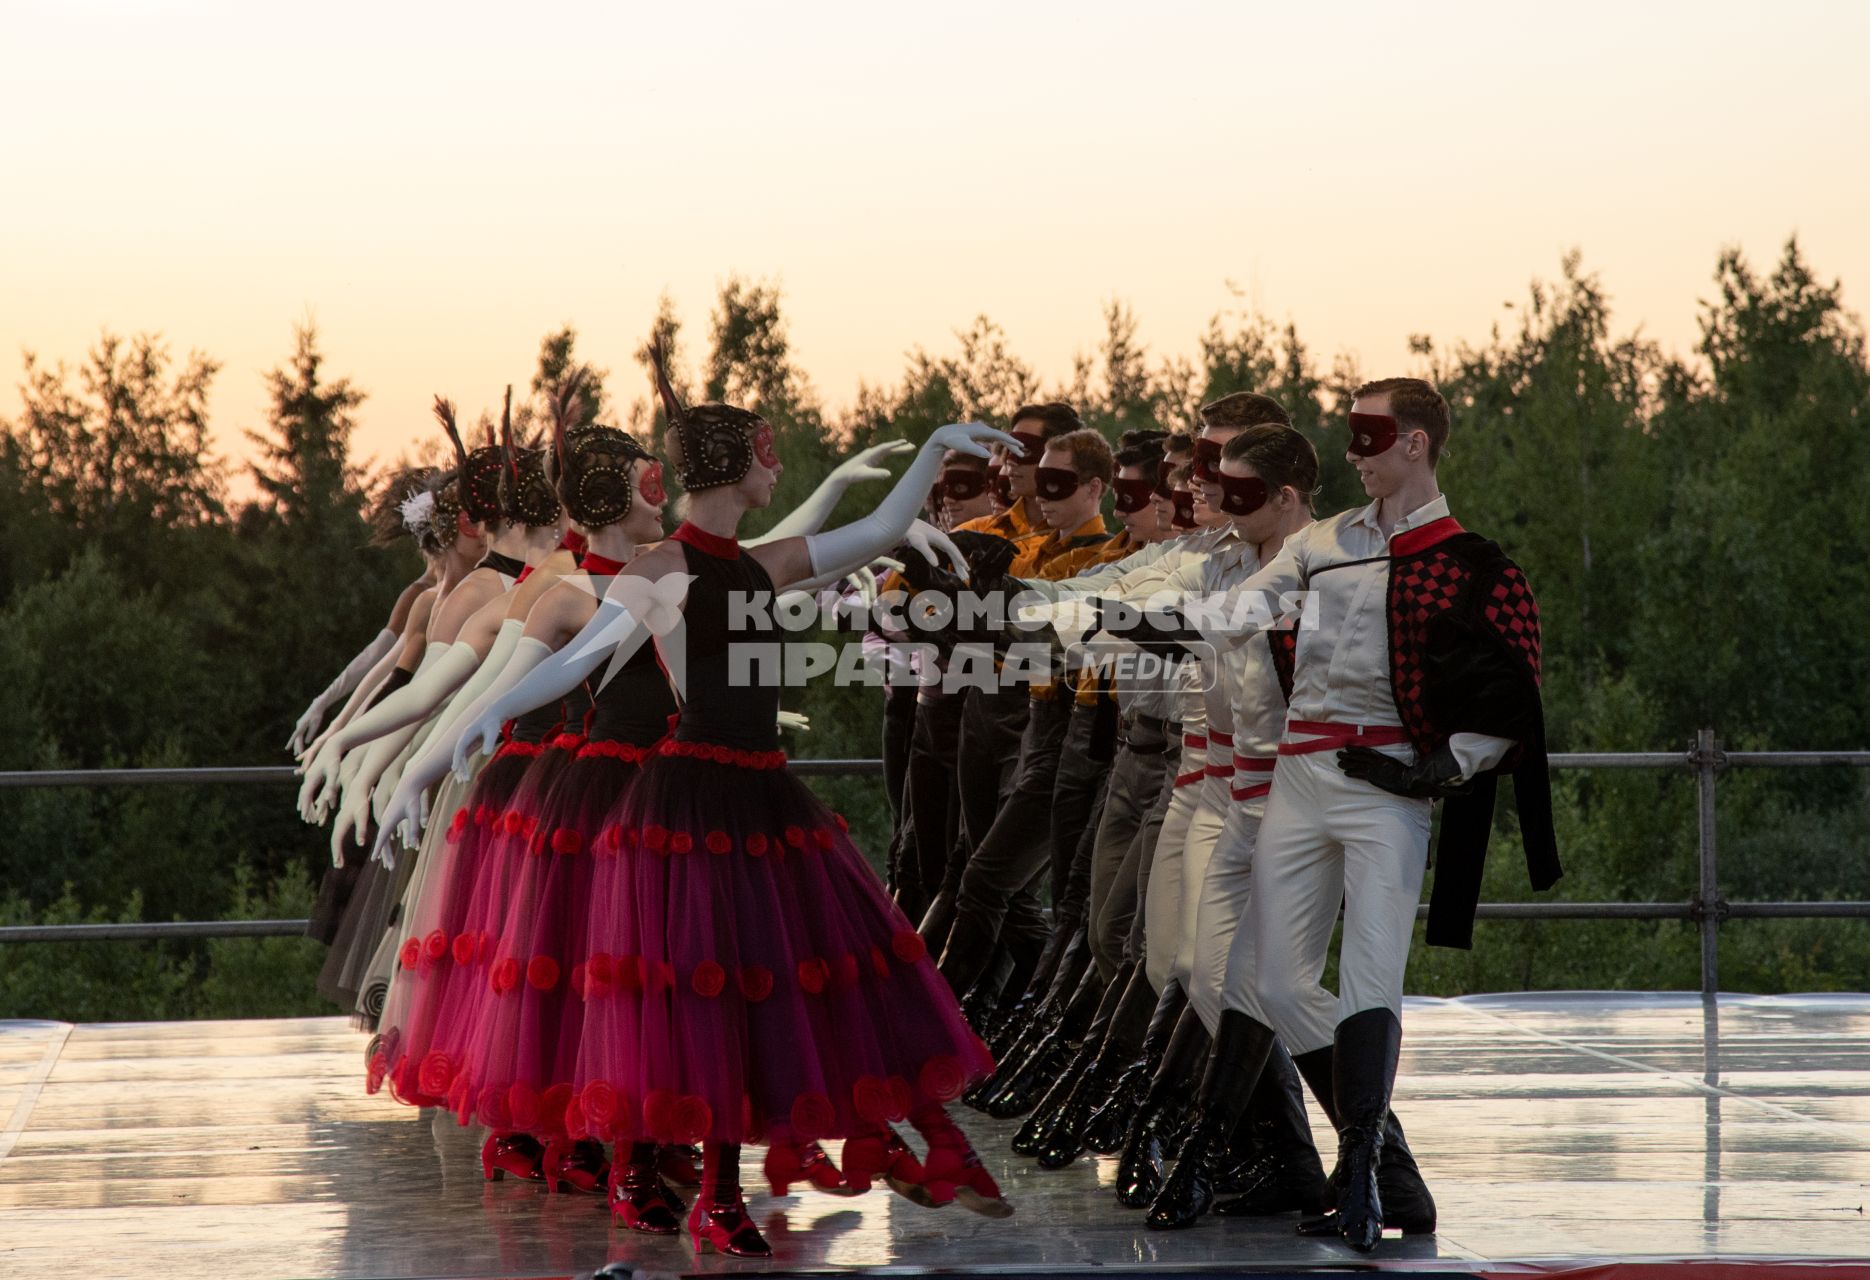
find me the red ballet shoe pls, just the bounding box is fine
[544,1138,610,1194]
[842,1126,931,1203]
[480,1132,546,1183]
[610,1160,686,1235]
[765,1140,858,1197]
[687,1191,771,1258]
[919,1118,1015,1218]
[656,1143,702,1188]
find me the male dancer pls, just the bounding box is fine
[921,405,1089,1007]
[934,426,1113,1017]
[1169,378,1556,1250]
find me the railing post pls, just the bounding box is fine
[1690,727,1727,997]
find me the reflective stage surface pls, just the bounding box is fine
[3,993,1870,1279]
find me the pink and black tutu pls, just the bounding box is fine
[434,643,677,1140]
[557,525,992,1148]
[370,693,585,1107]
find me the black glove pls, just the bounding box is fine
[894,542,954,593]
[948,530,1018,583]
[1335,743,1471,798]
[1090,596,1205,656]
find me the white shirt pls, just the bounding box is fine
[1205,496,1512,779]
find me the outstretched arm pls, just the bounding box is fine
[288,627,397,754]
[754,440,916,541]
[752,423,1015,592]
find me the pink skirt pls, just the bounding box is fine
[439,741,650,1139]
[562,743,994,1148]
[370,732,582,1108]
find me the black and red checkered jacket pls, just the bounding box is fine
[1277,517,1560,948]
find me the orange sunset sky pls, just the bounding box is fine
[3,0,1867,478]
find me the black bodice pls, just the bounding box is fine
[669,531,783,753]
[587,638,679,746]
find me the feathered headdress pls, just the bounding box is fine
[649,339,762,491]
[436,393,505,524]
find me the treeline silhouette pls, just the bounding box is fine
[2,239,1865,1020]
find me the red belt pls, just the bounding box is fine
[1204,762,1234,778]
[1277,719,1411,757]
[1231,754,1275,801]
[1208,729,1234,746]
[1174,766,1208,788]
[1183,733,1207,751]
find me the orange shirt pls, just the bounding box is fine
[955,499,1042,543]
[1011,514,1111,580]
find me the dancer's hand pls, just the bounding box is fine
[903,520,967,579]
[287,696,328,756]
[375,781,426,864]
[1336,744,1470,799]
[453,714,502,782]
[776,710,811,735]
[298,742,342,822]
[830,439,915,485]
[926,421,1017,463]
[329,777,373,866]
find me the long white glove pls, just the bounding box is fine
[329,722,420,864]
[372,620,527,862]
[301,641,405,765]
[300,639,453,818]
[314,640,481,761]
[802,424,1013,585]
[445,638,560,779]
[759,439,915,540]
[289,627,397,755]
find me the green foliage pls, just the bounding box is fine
[2,242,1867,1019]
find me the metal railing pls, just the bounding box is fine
[1,732,1865,996]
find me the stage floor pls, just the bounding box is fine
[2,993,1869,1279]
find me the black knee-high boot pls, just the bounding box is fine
[1323,1008,1401,1252]
[1114,1004,1209,1208]
[1083,971,1182,1153]
[1212,1039,1330,1217]
[1145,1010,1280,1229]
[1291,1039,1436,1235]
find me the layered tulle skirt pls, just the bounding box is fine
[548,745,994,1148]
[435,741,653,1140]
[370,732,584,1105]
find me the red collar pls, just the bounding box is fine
[515,564,535,583]
[1390,516,1465,557]
[582,552,628,576]
[672,522,741,560]
[559,529,589,557]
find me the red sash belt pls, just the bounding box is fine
[1205,762,1234,778]
[1231,754,1275,801]
[1183,733,1208,751]
[1208,729,1234,746]
[1174,766,1208,788]
[1277,719,1411,757]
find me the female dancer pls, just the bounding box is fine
[534,352,1012,1256]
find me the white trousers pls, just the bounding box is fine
[1144,762,1228,995]
[1188,801,1264,1034]
[1243,749,1431,1054]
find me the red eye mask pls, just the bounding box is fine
[938,470,986,502]
[1034,466,1081,501]
[752,423,780,470]
[1156,457,1186,496]
[1218,472,1268,516]
[1113,477,1156,514]
[991,469,1013,505]
[637,461,666,507]
[1008,431,1046,466]
[1193,437,1223,482]
[1171,489,1196,529]
[1346,412,1399,458]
